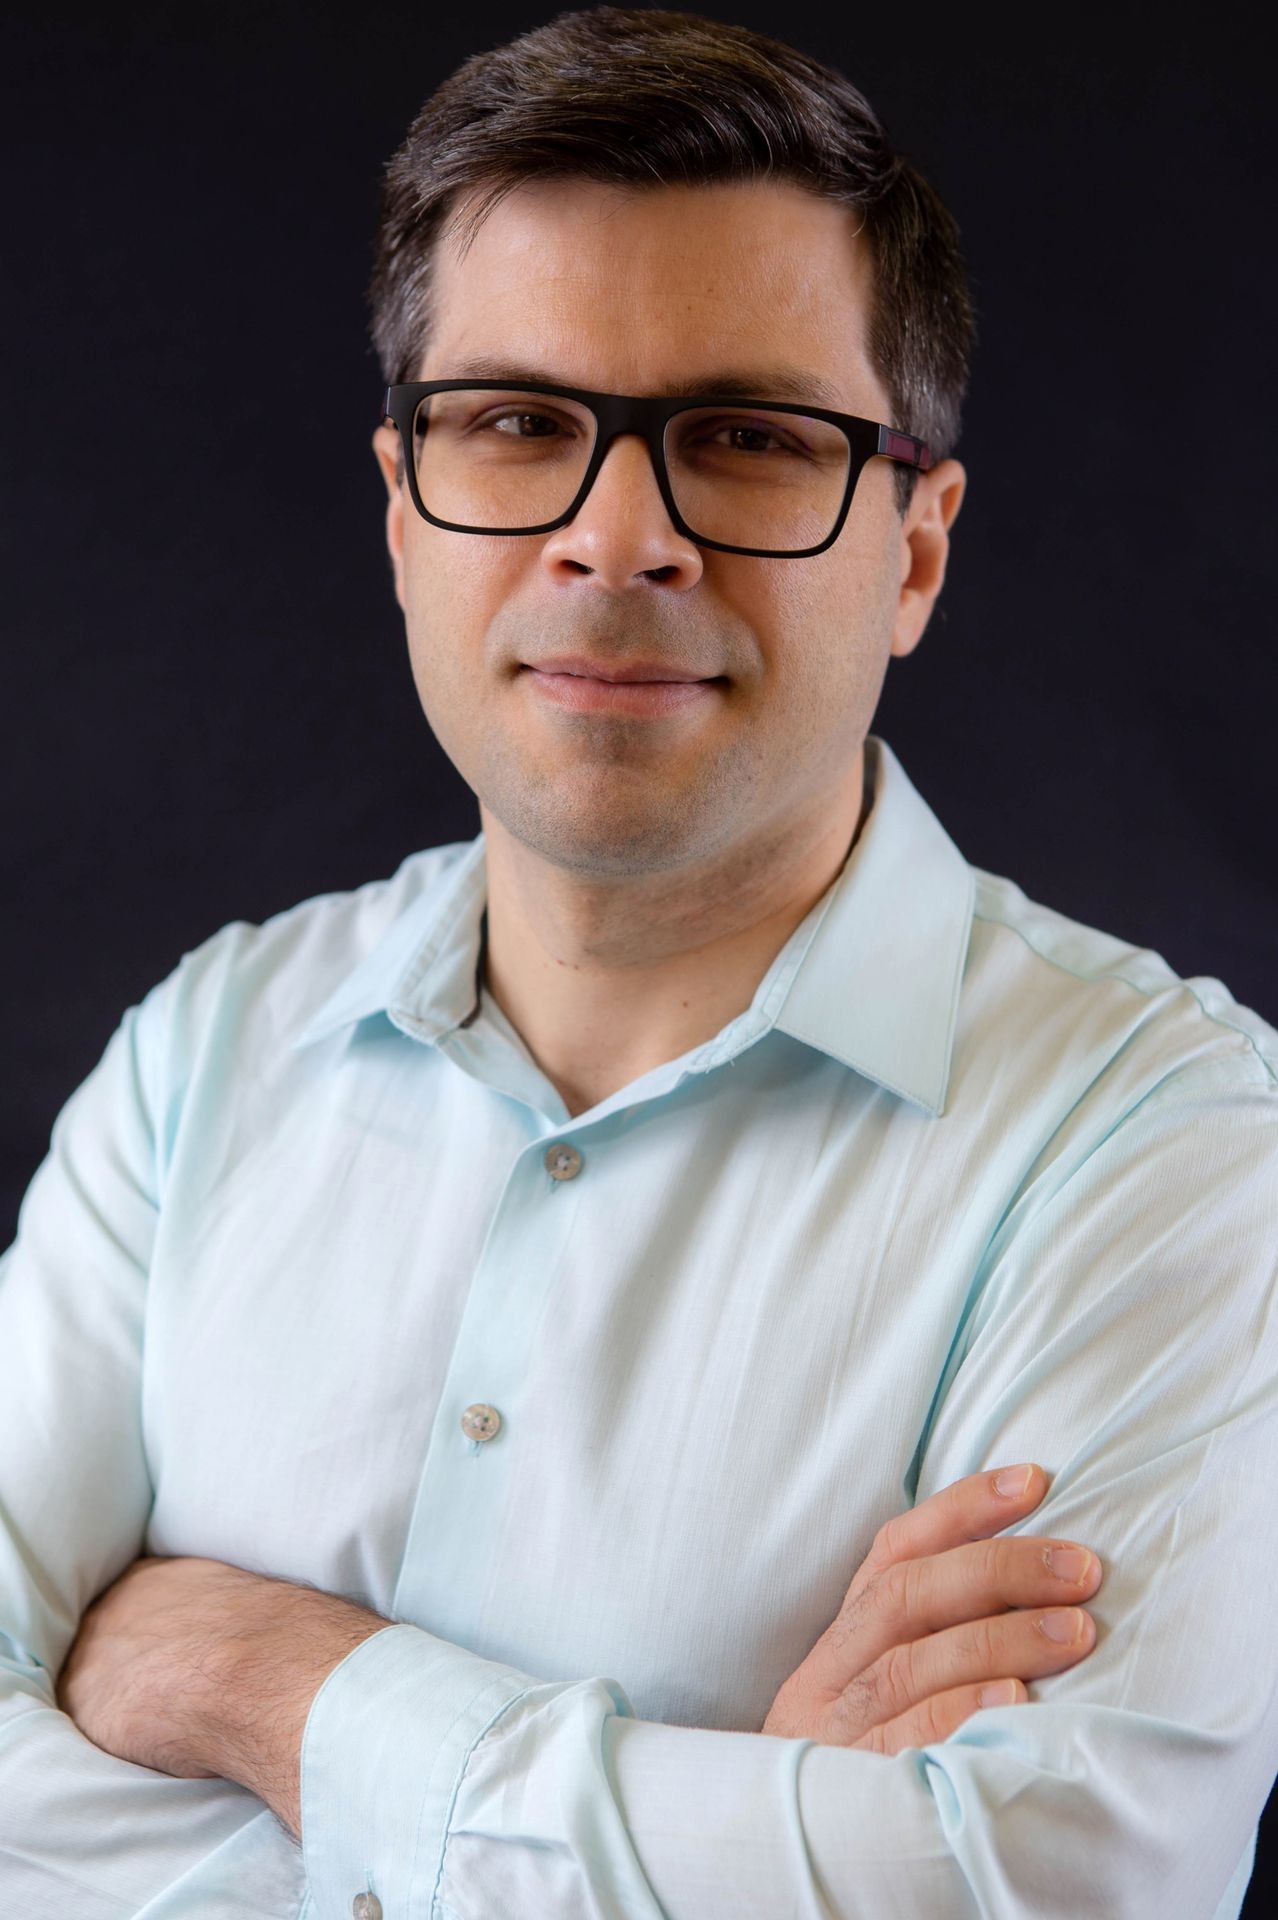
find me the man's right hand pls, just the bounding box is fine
[761,1464,1102,1755]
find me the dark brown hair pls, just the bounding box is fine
[368,5,975,515]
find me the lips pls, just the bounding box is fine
[521,654,716,684]
[521,665,724,717]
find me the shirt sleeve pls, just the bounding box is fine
[299,1051,1278,1920]
[0,975,282,1913]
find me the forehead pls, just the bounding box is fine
[421,176,883,410]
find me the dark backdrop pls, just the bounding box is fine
[3,2,1275,1905]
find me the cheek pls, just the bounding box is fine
[810,517,899,655]
[402,534,516,691]
[744,550,899,761]
[730,540,889,678]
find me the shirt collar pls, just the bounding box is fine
[768,736,975,1115]
[291,734,974,1117]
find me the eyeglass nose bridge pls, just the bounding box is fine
[564,392,696,535]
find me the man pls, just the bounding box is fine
[3,6,1276,1915]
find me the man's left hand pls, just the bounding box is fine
[56,1554,391,1841]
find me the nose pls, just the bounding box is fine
[539,432,704,591]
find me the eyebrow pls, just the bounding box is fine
[441,358,845,407]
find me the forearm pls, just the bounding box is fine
[82,1565,398,1846]
[4,1562,386,1913]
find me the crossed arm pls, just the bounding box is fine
[44,1420,1277,1919]
[50,1462,1100,1847]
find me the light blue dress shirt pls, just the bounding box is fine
[2,734,1276,1919]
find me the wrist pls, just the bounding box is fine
[208,1580,391,1833]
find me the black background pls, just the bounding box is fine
[3,2,1275,1904]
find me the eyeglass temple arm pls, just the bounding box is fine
[878,426,934,470]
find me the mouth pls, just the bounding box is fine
[519,654,721,683]
[519,663,727,717]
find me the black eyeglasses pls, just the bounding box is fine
[381,379,933,560]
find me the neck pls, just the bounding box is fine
[478,745,874,1117]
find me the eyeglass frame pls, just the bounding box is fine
[380,379,934,560]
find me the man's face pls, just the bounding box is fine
[372,176,962,877]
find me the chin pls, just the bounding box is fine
[485,794,709,876]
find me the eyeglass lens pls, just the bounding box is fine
[410,390,853,550]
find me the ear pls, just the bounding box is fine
[890,458,966,659]
[372,422,407,613]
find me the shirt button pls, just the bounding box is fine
[545,1141,583,1180]
[461,1402,502,1442]
[352,1896,382,1920]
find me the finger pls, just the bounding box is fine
[848,1677,1029,1757]
[801,1530,1101,1700]
[826,1531,1103,1676]
[855,1465,1050,1592]
[834,1604,1097,1741]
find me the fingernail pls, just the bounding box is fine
[993,1465,1034,1497]
[1037,1608,1087,1644]
[1044,1546,1094,1582]
[978,1680,1020,1708]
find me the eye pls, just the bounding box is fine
[676,411,817,459]
[487,409,570,438]
[709,421,791,453]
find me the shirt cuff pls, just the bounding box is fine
[299,1620,538,1919]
